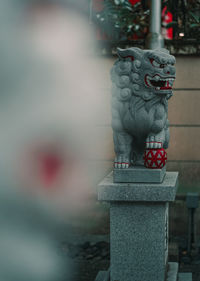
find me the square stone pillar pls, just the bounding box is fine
[98,171,178,281]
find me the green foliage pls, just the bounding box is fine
[93,0,200,42]
[93,0,149,40]
[165,0,200,40]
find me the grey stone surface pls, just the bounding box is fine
[96,171,178,281]
[113,165,166,183]
[98,171,178,202]
[110,201,169,281]
[111,47,176,168]
[166,262,178,281]
[178,273,192,281]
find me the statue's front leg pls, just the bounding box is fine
[146,119,166,149]
[146,106,168,149]
[163,120,170,149]
[113,131,133,169]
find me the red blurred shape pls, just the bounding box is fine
[40,153,63,186]
[129,0,140,5]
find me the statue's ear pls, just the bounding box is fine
[117,47,142,61]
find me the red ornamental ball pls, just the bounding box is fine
[144,148,167,169]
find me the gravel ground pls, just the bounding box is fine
[59,235,200,281]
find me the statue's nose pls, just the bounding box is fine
[163,65,176,76]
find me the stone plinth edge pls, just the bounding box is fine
[98,171,178,202]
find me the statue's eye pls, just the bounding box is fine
[150,59,160,67]
[152,60,160,67]
[150,59,166,68]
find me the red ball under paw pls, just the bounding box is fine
[144,148,167,169]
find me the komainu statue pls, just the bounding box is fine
[111,47,176,168]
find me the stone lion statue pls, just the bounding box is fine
[111,47,176,168]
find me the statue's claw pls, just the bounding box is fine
[114,156,130,169]
[114,162,130,169]
[146,140,162,149]
[146,132,165,149]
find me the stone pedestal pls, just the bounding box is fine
[96,172,179,281]
[113,166,166,183]
[95,171,192,281]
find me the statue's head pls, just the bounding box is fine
[113,47,176,101]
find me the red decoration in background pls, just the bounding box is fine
[144,148,167,169]
[162,6,173,40]
[128,0,140,5]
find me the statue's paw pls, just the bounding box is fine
[146,142,162,149]
[114,156,130,169]
[146,136,162,149]
[114,162,130,169]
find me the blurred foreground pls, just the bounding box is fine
[0,1,106,280]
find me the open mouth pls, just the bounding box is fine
[145,74,175,91]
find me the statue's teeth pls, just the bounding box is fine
[154,75,160,81]
[147,76,151,86]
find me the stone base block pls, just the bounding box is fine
[113,165,166,183]
[166,262,178,281]
[178,273,192,281]
[95,262,184,281]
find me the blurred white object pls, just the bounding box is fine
[0,0,102,214]
[0,1,104,280]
